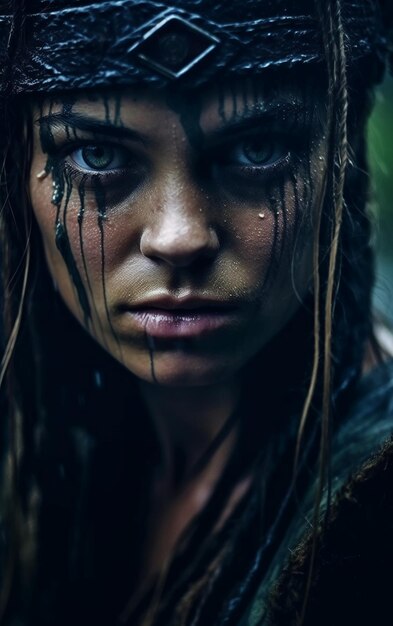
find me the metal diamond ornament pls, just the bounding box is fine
[134,15,220,79]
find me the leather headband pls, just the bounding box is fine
[0,0,388,93]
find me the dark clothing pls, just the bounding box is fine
[241,359,393,626]
[5,357,393,626]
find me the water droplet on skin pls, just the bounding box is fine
[258,213,265,219]
[36,169,48,180]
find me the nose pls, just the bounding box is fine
[140,182,219,268]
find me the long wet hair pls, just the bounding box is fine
[0,0,390,625]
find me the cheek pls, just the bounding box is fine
[227,180,315,350]
[30,177,109,323]
[30,173,148,342]
[32,174,130,272]
[229,173,314,290]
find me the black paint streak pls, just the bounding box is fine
[77,176,107,342]
[300,91,314,221]
[62,167,73,225]
[93,177,121,349]
[278,179,287,267]
[242,79,250,116]
[62,95,76,140]
[77,177,87,257]
[103,93,110,124]
[39,111,56,169]
[77,175,94,299]
[55,222,91,327]
[290,171,304,295]
[271,190,280,275]
[145,332,159,385]
[262,185,280,293]
[268,188,279,243]
[291,171,301,244]
[114,93,122,127]
[59,168,92,326]
[39,109,65,207]
[166,89,205,151]
[40,101,92,326]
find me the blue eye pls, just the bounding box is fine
[71,145,129,171]
[232,139,287,167]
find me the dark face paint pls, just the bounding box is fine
[30,80,326,388]
[92,176,122,350]
[38,94,131,340]
[165,88,205,151]
[40,107,92,327]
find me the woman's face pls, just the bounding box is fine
[29,78,326,387]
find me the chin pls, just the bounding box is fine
[123,350,236,388]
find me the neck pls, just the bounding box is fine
[139,378,241,479]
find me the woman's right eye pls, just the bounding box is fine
[70,144,131,172]
[222,136,290,172]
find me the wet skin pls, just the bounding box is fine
[29,79,327,390]
[29,80,328,585]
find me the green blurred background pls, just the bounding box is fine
[368,74,393,322]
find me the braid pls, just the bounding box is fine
[298,0,349,621]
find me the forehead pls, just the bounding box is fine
[34,73,324,132]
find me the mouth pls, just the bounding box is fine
[117,297,241,340]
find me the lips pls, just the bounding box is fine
[117,296,241,340]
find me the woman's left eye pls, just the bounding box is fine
[70,144,130,171]
[229,138,288,168]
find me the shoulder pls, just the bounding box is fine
[243,359,393,626]
[266,436,393,625]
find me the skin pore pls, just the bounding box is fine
[29,77,327,580]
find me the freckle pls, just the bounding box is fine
[258,213,265,219]
[36,169,48,180]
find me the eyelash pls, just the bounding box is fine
[212,136,293,182]
[53,132,299,193]
[58,141,145,191]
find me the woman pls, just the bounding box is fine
[0,0,392,624]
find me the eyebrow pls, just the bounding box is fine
[206,101,306,144]
[36,112,148,143]
[36,100,309,147]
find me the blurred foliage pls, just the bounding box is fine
[368,74,393,319]
[368,74,393,257]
